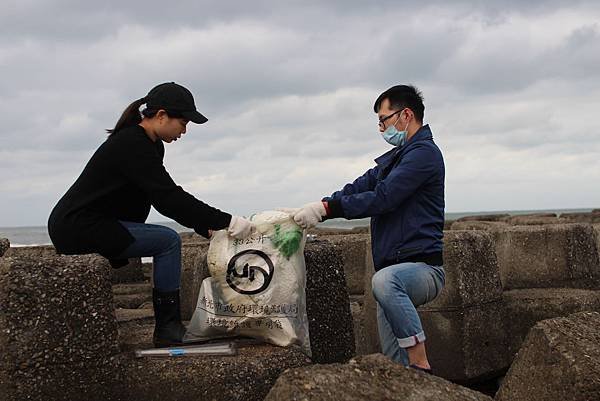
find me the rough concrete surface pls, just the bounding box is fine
[359,238,381,355]
[110,257,145,284]
[115,310,311,401]
[502,288,600,357]
[561,212,600,224]
[179,242,210,320]
[3,244,142,284]
[594,224,600,264]
[0,359,126,401]
[419,301,509,381]
[0,238,9,257]
[305,240,355,363]
[450,221,509,231]
[456,214,510,222]
[322,234,370,295]
[0,254,121,401]
[116,310,155,352]
[494,224,600,290]
[309,226,369,236]
[116,308,154,323]
[4,244,57,258]
[265,353,492,401]
[122,342,311,401]
[429,230,503,309]
[412,232,507,381]
[179,231,209,244]
[114,291,152,309]
[358,231,505,363]
[507,215,566,226]
[10,223,600,400]
[113,282,152,296]
[496,311,600,401]
[349,295,367,356]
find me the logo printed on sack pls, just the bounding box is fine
[226,249,274,295]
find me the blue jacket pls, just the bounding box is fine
[324,125,445,271]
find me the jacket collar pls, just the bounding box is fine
[374,124,432,166]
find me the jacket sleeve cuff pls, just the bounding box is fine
[221,213,233,229]
[194,228,210,239]
[325,199,344,219]
[194,213,232,238]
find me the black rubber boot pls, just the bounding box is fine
[152,289,187,347]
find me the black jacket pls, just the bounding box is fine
[48,125,231,258]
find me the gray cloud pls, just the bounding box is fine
[2,0,600,227]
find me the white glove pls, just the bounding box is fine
[227,216,256,239]
[292,201,327,229]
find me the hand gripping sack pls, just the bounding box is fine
[185,211,311,356]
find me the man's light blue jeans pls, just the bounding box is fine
[371,262,445,366]
[114,221,182,291]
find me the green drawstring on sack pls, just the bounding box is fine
[271,224,303,258]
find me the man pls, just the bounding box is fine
[289,85,445,373]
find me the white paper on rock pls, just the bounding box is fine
[184,210,311,356]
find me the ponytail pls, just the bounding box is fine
[106,97,147,135]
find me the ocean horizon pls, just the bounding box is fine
[0,207,595,247]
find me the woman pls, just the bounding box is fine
[48,82,255,347]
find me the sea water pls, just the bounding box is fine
[0,208,594,247]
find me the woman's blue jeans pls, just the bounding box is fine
[114,221,182,292]
[371,262,445,366]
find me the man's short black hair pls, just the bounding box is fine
[373,85,425,123]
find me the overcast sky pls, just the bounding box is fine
[1,0,600,227]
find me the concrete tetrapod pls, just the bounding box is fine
[4,244,57,258]
[0,238,9,257]
[455,214,510,223]
[179,241,210,320]
[0,254,121,401]
[359,230,508,381]
[304,239,355,363]
[109,257,145,284]
[502,288,600,358]
[321,234,370,295]
[594,224,600,265]
[449,221,508,231]
[265,353,492,401]
[493,224,600,290]
[418,230,508,381]
[496,311,600,401]
[561,212,600,224]
[121,342,311,401]
[4,244,143,284]
[354,237,380,356]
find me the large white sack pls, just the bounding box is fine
[184,210,311,356]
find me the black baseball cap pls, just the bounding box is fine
[145,82,208,124]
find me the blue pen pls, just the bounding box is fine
[135,342,236,358]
